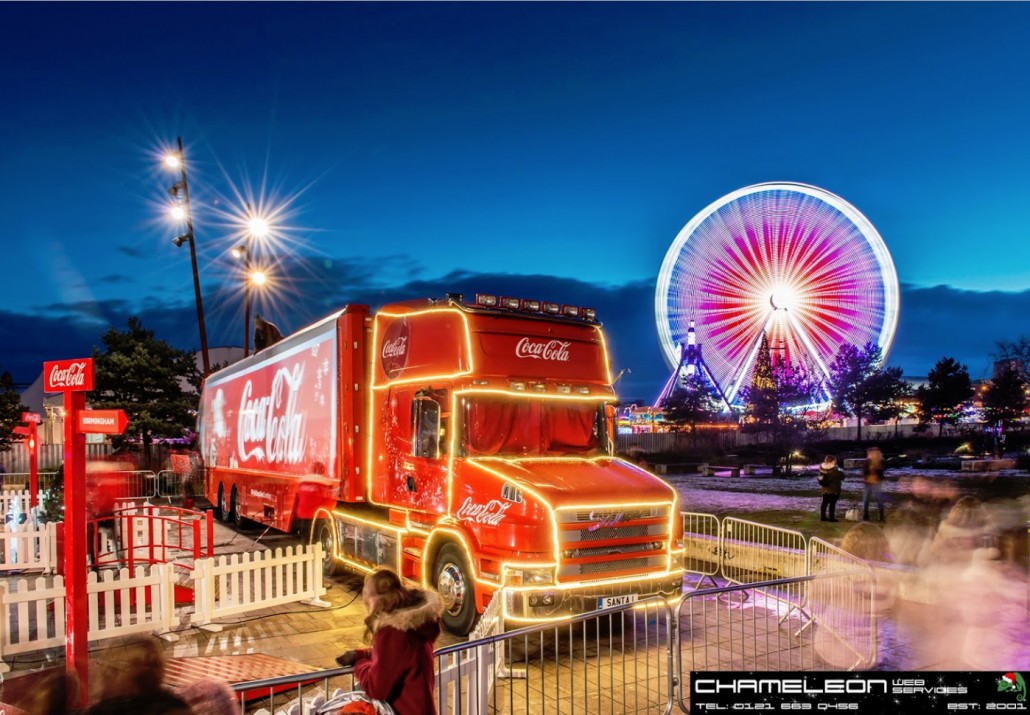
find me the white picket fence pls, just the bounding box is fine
[0,521,58,574]
[0,564,177,671]
[0,541,329,670]
[192,544,329,629]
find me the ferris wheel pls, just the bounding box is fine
[655,182,899,406]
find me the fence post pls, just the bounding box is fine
[0,582,9,673]
[156,564,180,640]
[191,555,217,629]
[301,544,330,607]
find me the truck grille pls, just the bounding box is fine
[557,504,672,581]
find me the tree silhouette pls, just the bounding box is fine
[662,372,722,445]
[916,357,974,436]
[828,342,882,440]
[983,363,1027,429]
[0,372,29,453]
[89,317,201,447]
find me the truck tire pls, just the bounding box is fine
[434,543,478,636]
[314,520,338,577]
[216,484,230,523]
[230,486,243,527]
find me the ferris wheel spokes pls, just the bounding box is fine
[724,310,776,405]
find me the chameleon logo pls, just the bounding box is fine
[997,672,1026,702]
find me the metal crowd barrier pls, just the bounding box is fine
[719,516,807,585]
[676,569,877,712]
[433,596,676,714]
[233,665,358,714]
[232,597,678,715]
[0,472,58,493]
[681,512,721,588]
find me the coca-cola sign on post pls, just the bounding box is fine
[44,358,94,392]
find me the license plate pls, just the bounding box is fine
[598,594,637,609]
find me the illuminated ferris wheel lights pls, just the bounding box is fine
[655,182,899,407]
[768,286,798,311]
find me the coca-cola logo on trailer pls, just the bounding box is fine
[237,364,307,465]
[43,358,94,392]
[380,318,410,379]
[515,338,571,362]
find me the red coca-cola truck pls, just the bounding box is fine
[198,294,683,634]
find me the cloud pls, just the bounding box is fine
[99,273,134,284]
[2,262,1027,396]
[117,245,147,258]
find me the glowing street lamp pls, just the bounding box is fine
[235,207,271,357]
[164,137,210,375]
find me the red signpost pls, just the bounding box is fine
[17,412,42,508]
[43,357,98,709]
[77,409,129,436]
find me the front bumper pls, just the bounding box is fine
[502,570,684,623]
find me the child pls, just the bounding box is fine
[331,569,443,715]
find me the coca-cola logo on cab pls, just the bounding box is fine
[456,497,511,526]
[515,338,571,362]
[380,318,410,379]
[44,358,94,392]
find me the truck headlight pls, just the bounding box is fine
[505,566,555,587]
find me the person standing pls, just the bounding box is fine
[332,568,444,715]
[863,446,885,522]
[817,455,844,522]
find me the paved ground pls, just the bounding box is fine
[1,475,1026,713]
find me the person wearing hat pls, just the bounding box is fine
[817,455,844,522]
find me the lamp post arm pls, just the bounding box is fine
[177,137,211,376]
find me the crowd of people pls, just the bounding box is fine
[820,462,1030,671]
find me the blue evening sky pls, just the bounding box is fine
[2,2,1029,398]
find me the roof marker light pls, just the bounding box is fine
[476,294,498,307]
[582,308,597,321]
[542,302,560,315]
[501,297,520,310]
[562,305,580,318]
[522,299,541,312]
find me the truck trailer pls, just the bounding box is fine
[198,293,684,634]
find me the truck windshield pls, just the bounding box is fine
[461,396,606,457]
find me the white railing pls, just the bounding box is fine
[87,565,179,641]
[0,543,329,669]
[0,574,66,665]
[0,521,57,573]
[681,511,721,588]
[0,563,178,672]
[191,545,330,629]
[720,516,808,584]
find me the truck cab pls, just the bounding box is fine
[357,295,683,633]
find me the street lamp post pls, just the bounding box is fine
[232,241,253,357]
[166,137,211,375]
[234,208,269,358]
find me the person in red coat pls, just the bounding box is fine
[334,568,444,715]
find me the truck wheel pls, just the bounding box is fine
[434,544,478,636]
[314,520,338,577]
[216,484,230,523]
[230,486,243,527]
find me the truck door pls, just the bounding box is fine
[382,387,448,514]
